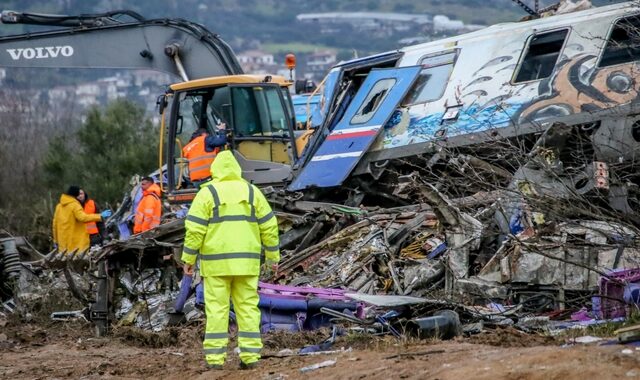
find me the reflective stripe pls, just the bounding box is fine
[207,185,221,221]
[239,347,261,353]
[263,245,279,252]
[257,212,274,224]
[144,208,154,213]
[200,252,261,261]
[205,184,261,225]
[183,246,199,255]
[210,214,257,223]
[238,331,261,339]
[208,185,221,207]
[189,153,216,162]
[189,153,217,163]
[248,184,254,206]
[186,214,208,226]
[204,332,229,340]
[204,347,227,355]
[190,163,214,172]
[248,184,257,220]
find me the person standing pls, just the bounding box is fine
[52,185,111,253]
[80,190,103,246]
[181,151,279,370]
[133,177,162,234]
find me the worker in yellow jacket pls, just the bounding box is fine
[53,185,111,253]
[181,151,279,370]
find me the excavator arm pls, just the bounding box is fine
[0,10,242,81]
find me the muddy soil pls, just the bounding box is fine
[1,319,639,380]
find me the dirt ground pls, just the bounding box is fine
[1,319,640,380]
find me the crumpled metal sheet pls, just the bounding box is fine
[478,221,640,290]
[344,293,428,307]
[403,259,444,291]
[134,292,178,332]
[119,269,163,295]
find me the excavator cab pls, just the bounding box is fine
[163,75,299,203]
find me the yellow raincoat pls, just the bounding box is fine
[181,150,280,367]
[181,150,280,275]
[52,194,102,253]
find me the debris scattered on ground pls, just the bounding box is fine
[299,359,337,373]
[5,120,640,364]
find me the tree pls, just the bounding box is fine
[43,99,158,206]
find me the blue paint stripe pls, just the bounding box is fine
[290,156,361,190]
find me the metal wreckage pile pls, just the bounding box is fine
[3,122,640,343]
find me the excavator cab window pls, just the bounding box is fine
[174,90,224,147]
[227,84,296,168]
[169,88,229,193]
[167,83,296,199]
[229,85,290,137]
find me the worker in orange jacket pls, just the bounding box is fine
[133,177,162,234]
[182,127,227,185]
[80,190,103,246]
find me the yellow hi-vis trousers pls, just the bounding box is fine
[203,275,262,365]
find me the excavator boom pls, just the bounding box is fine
[0,10,242,80]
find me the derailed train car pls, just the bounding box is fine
[292,2,640,214]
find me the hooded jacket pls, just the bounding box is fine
[53,194,102,253]
[133,183,162,233]
[181,151,280,277]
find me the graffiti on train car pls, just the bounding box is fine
[381,51,640,149]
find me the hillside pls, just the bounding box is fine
[0,0,628,87]
[0,0,627,54]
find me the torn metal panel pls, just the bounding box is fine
[344,293,428,307]
[289,66,421,191]
[474,221,640,291]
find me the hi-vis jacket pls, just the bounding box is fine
[84,199,99,235]
[133,183,162,233]
[182,134,219,182]
[181,151,280,277]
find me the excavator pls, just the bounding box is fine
[0,9,301,204]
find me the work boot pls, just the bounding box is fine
[206,364,223,370]
[240,361,258,370]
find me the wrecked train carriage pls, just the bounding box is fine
[293,2,640,213]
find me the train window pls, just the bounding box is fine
[404,52,456,105]
[600,16,640,67]
[351,78,396,125]
[514,29,568,83]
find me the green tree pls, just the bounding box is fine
[43,99,158,206]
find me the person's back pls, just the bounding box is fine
[182,129,219,183]
[182,150,279,370]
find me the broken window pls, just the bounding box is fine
[599,15,640,67]
[351,78,396,124]
[514,29,568,83]
[404,52,456,105]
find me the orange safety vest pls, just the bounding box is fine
[84,199,99,235]
[133,183,162,234]
[182,134,219,181]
